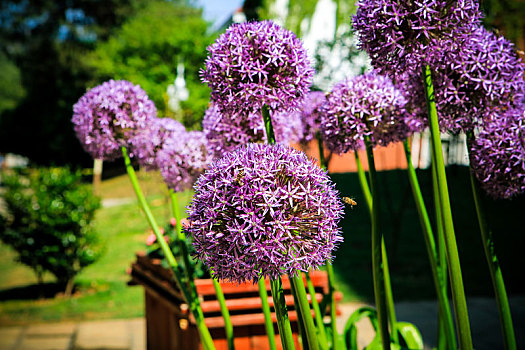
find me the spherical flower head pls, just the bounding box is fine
[434,26,525,132]
[469,108,525,199]
[320,72,412,154]
[298,91,327,144]
[353,0,482,75]
[201,20,314,114]
[203,104,303,156]
[157,131,213,192]
[72,80,157,160]
[128,117,186,170]
[187,143,344,283]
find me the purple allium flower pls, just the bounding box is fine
[298,91,327,144]
[434,26,525,132]
[72,80,157,160]
[320,72,413,154]
[353,0,482,75]
[128,117,186,170]
[469,108,525,199]
[202,104,303,156]
[157,131,213,192]
[201,20,314,114]
[187,143,344,283]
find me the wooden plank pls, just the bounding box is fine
[200,293,324,313]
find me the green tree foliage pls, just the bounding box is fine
[0,167,103,296]
[482,0,525,49]
[88,2,214,130]
[0,0,149,166]
[0,52,25,114]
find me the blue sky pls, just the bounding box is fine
[196,0,244,27]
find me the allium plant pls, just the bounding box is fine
[469,108,525,199]
[298,91,327,144]
[202,104,303,156]
[353,0,482,75]
[128,117,186,170]
[187,143,344,284]
[157,130,213,192]
[72,80,157,160]
[434,26,525,132]
[320,72,413,154]
[201,20,314,114]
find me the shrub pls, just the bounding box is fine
[0,167,103,296]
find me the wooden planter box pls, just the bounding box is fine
[129,252,341,350]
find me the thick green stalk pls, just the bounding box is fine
[363,138,390,350]
[422,65,473,350]
[258,279,277,350]
[403,140,456,349]
[317,134,338,349]
[271,277,296,350]
[170,191,235,350]
[212,278,235,350]
[466,134,516,350]
[122,147,215,350]
[289,280,310,350]
[305,272,328,346]
[262,107,295,349]
[355,151,397,344]
[291,274,322,350]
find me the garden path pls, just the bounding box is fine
[0,297,523,350]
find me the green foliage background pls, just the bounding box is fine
[88,2,214,130]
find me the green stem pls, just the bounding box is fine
[289,280,310,350]
[423,65,473,350]
[171,191,234,349]
[355,150,397,344]
[258,279,277,350]
[212,278,235,350]
[305,272,328,348]
[324,265,339,349]
[122,147,215,350]
[291,274,322,350]
[262,105,275,144]
[363,138,391,350]
[466,133,517,350]
[271,277,296,350]
[317,135,339,349]
[403,140,457,349]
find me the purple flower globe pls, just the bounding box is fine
[201,20,314,114]
[469,108,525,199]
[128,117,186,170]
[353,0,482,75]
[320,72,412,154]
[187,143,344,283]
[202,104,303,156]
[298,91,327,144]
[72,80,157,160]
[435,26,525,132]
[157,131,213,192]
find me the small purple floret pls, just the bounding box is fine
[72,80,157,160]
[187,143,344,283]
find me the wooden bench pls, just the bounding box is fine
[129,252,342,350]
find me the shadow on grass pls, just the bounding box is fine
[0,282,69,301]
[331,166,525,302]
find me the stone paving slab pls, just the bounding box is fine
[25,323,76,337]
[18,336,72,350]
[74,319,132,350]
[0,327,23,350]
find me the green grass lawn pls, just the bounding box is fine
[1,167,524,325]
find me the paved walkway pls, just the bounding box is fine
[1,297,523,350]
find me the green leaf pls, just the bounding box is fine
[396,322,424,350]
[343,306,379,350]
